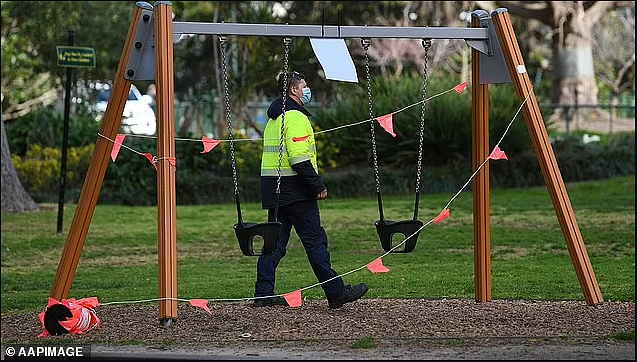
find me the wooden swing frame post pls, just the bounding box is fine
[49,3,149,301]
[154,3,178,325]
[471,12,492,304]
[49,3,602,324]
[490,9,603,305]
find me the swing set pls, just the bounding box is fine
[49,2,603,325]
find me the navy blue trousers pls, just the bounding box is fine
[255,199,345,298]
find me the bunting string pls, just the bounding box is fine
[106,82,469,160]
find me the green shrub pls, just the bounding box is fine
[12,144,94,203]
[5,108,101,156]
[313,72,534,176]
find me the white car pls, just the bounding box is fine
[92,84,156,136]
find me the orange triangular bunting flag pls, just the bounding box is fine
[367,257,390,273]
[454,82,468,93]
[189,299,212,315]
[143,153,157,170]
[111,134,126,162]
[293,135,310,142]
[168,157,176,168]
[376,113,396,137]
[434,209,450,224]
[201,136,221,153]
[284,290,303,308]
[489,146,508,160]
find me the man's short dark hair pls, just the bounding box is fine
[278,71,305,95]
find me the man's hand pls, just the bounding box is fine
[317,189,328,200]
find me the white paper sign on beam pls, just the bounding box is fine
[310,38,358,83]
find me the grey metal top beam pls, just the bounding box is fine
[339,26,487,40]
[173,22,488,40]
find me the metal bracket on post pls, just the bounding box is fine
[125,8,156,81]
[465,11,491,56]
[470,10,511,85]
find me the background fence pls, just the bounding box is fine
[540,103,635,134]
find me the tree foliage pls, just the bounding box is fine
[593,6,636,98]
[3,1,635,122]
[1,1,634,211]
[1,1,137,120]
[474,1,635,107]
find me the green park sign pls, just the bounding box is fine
[57,46,95,68]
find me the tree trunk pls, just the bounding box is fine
[1,114,39,213]
[551,2,598,106]
[548,2,627,127]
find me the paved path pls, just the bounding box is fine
[89,341,635,360]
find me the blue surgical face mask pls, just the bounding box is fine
[301,87,312,105]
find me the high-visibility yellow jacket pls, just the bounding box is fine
[260,96,325,209]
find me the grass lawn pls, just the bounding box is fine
[1,175,634,314]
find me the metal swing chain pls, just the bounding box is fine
[276,37,292,196]
[414,39,432,194]
[219,35,240,197]
[362,38,381,194]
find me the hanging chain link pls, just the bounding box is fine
[362,38,381,194]
[219,35,240,196]
[276,37,292,195]
[414,39,431,194]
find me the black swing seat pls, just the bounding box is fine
[234,221,282,257]
[375,219,423,253]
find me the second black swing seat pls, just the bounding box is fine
[373,191,424,253]
[362,37,432,255]
[375,218,423,253]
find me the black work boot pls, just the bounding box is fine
[253,296,289,307]
[328,283,369,309]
